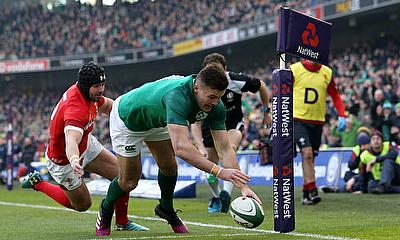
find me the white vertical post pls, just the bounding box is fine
[280,53,286,69]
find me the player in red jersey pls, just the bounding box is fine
[20,62,148,236]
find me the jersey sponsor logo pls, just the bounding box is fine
[195,111,208,121]
[124,145,136,153]
[65,177,74,188]
[304,88,318,104]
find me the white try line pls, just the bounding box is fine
[0,201,360,240]
[86,233,282,240]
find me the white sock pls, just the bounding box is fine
[223,181,233,195]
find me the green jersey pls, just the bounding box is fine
[118,75,227,131]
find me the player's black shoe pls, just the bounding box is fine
[310,188,322,205]
[302,191,313,205]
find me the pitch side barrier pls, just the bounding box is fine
[137,148,353,188]
[17,147,399,189]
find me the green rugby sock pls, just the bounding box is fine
[158,170,177,212]
[102,177,126,215]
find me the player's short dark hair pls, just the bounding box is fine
[197,63,228,91]
[77,61,106,99]
[203,53,226,69]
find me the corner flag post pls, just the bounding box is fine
[272,51,295,233]
[272,7,333,233]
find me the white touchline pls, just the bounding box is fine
[0,201,361,240]
[86,233,285,240]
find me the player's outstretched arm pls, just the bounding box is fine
[191,122,208,158]
[168,124,250,186]
[65,128,84,178]
[211,129,262,204]
[210,129,240,169]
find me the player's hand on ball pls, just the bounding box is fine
[240,185,263,206]
[218,168,250,187]
[71,157,84,178]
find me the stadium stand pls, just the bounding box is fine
[0,0,399,179]
[0,37,399,167]
[0,0,311,59]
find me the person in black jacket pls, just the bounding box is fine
[18,137,37,177]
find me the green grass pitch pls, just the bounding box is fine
[1,183,399,240]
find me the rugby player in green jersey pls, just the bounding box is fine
[95,64,262,235]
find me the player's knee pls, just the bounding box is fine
[302,154,313,164]
[120,179,139,192]
[231,144,239,152]
[301,149,313,161]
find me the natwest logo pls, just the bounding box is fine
[272,84,279,95]
[282,165,292,177]
[301,23,319,48]
[282,84,291,95]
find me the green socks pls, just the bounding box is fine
[158,170,177,212]
[102,177,126,215]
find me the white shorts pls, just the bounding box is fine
[46,134,104,191]
[110,97,170,157]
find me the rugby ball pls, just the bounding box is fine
[229,197,264,228]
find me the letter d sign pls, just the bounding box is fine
[304,88,318,104]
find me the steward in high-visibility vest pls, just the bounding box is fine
[360,130,400,193]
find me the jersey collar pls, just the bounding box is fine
[301,59,322,72]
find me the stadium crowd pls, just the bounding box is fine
[0,0,320,60]
[0,37,399,181]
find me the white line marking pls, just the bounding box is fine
[87,233,274,240]
[0,201,360,240]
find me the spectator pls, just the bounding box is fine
[18,137,37,177]
[389,103,400,144]
[370,89,385,130]
[360,130,400,194]
[331,114,361,147]
[356,99,372,127]
[344,130,370,194]
[382,101,397,141]
[0,1,302,59]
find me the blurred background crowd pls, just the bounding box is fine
[0,0,399,180]
[0,0,320,60]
